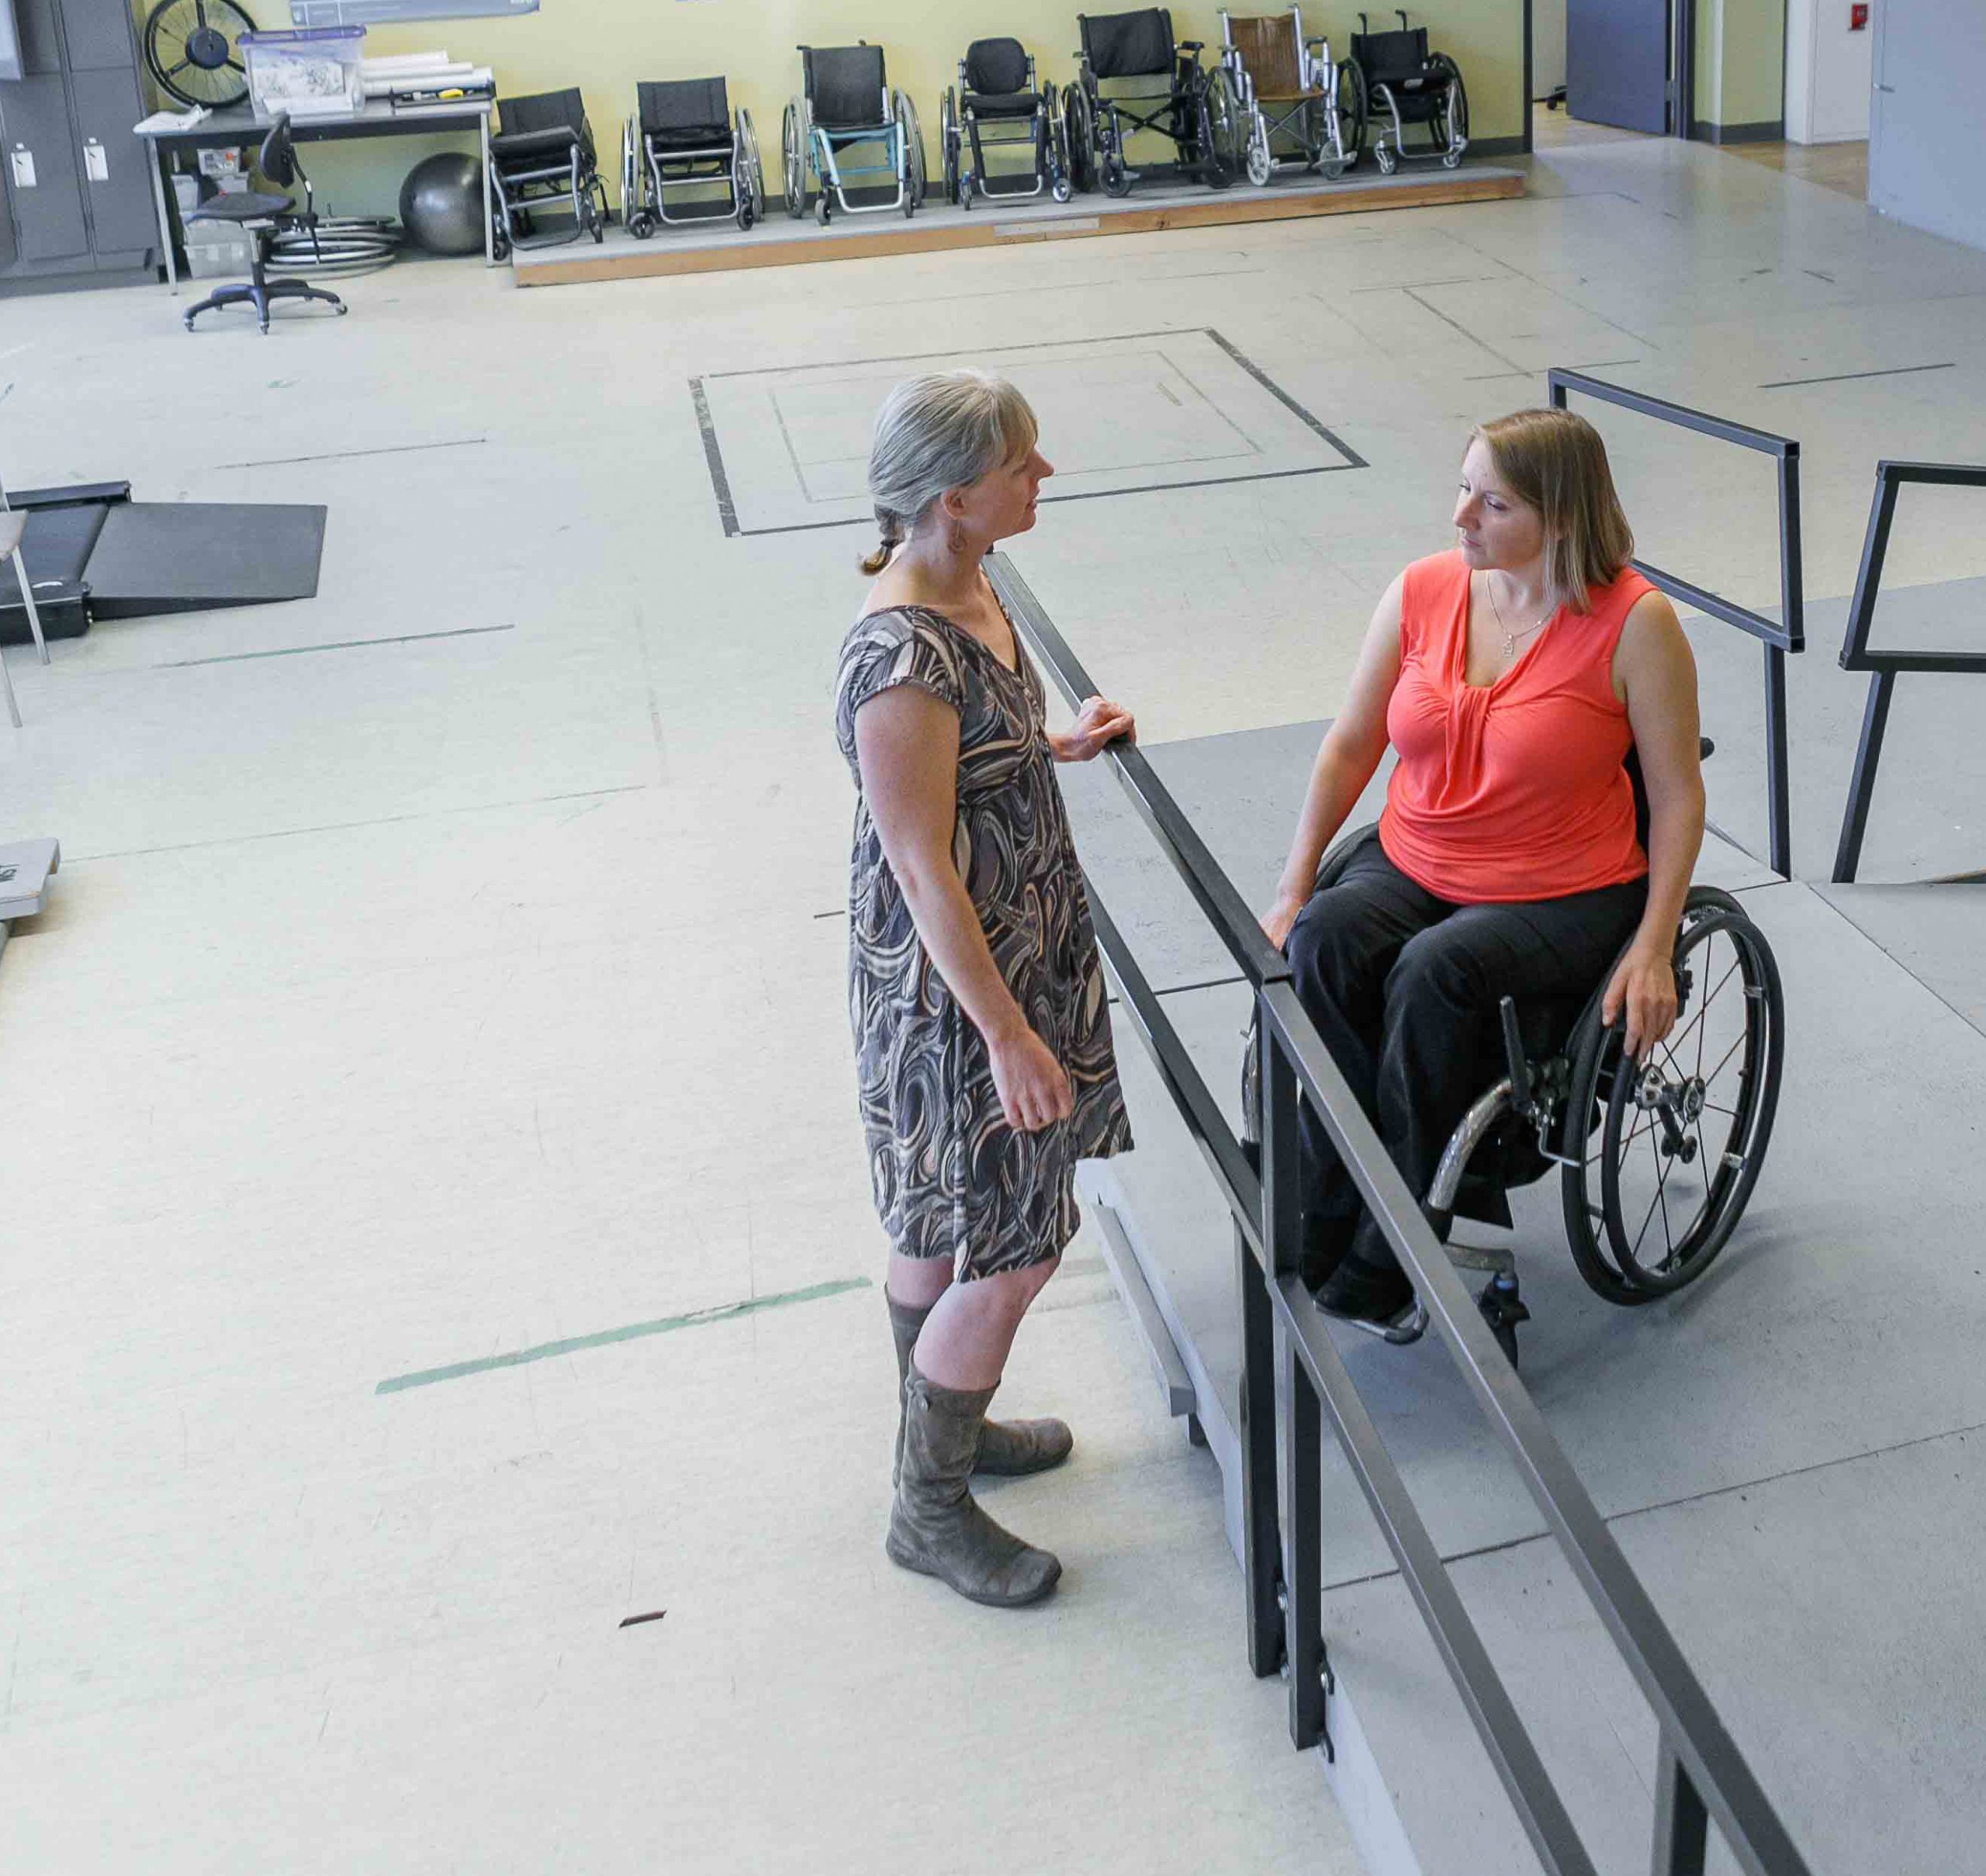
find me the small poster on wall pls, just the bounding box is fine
[289,0,538,26]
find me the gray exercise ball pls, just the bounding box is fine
[399,152,486,255]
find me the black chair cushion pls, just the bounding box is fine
[1351,26,1432,84]
[491,126,583,162]
[964,91,1041,119]
[186,190,293,223]
[640,77,728,144]
[1081,9,1175,80]
[964,36,1029,95]
[500,88,588,137]
[804,45,888,130]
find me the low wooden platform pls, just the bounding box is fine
[511,163,1525,287]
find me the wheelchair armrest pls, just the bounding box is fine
[1178,40,1205,51]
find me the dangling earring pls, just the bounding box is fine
[946,518,968,556]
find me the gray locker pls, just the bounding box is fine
[71,66,150,251]
[15,0,61,75]
[4,71,88,259]
[57,0,128,70]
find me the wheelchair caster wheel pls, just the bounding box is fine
[628,209,656,240]
[1246,143,1273,187]
[815,196,831,227]
[1102,154,1132,197]
[1443,149,1462,169]
[1479,1272,1530,1370]
[1051,177,1071,203]
[1376,144,1397,175]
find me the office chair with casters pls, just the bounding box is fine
[182,114,349,334]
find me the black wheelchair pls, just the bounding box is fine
[1344,9,1468,173]
[1060,8,1246,198]
[1243,743,1786,1369]
[783,43,925,227]
[621,78,763,238]
[940,37,1071,209]
[1219,6,1363,184]
[488,88,609,259]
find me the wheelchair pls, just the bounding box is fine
[487,88,609,260]
[1060,8,1246,198]
[783,43,925,227]
[1344,10,1468,172]
[1219,7,1363,184]
[940,37,1071,210]
[1242,743,1786,1370]
[621,78,763,238]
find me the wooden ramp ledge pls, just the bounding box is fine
[513,167,1524,286]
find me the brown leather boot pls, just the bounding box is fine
[887,1357,1062,1608]
[887,1294,1074,1487]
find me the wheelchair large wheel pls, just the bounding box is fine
[1431,55,1469,164]
[782,100,807,218]
[735,110,764,230]
[1063,85,1099,193]
[621,119,656,240]
[1337,60,1368,167]
[1197,67,1244,189]
[895,91,926,216]
[1560,893,1785,1304]
[940,88,961,206]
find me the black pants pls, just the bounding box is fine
[1284,831,1649,1281]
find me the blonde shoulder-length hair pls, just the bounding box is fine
[1471,408,1635,616]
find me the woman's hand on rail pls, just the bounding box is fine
[1260,893,1306,954]
[1603,944,1680,1064]
[988,1023,1075,1132]
[1054,695,1136,762]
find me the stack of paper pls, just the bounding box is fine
[359,51,493,102]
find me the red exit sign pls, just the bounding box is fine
[1851,2,1868,26]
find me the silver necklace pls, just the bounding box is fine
[1485,574,1554,660]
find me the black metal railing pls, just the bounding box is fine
[1830,459,1986,883]
[988,550,1813,1876]
[1547,369,1805,878]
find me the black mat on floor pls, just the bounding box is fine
[83,503,327,618]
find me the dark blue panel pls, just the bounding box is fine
[1567,0,1671,134]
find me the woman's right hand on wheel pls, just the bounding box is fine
[988,1023,1074,1133]
[1260,894,1305,954]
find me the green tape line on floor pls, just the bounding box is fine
[375,1277,873,1394]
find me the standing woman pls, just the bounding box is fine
[834,371,1135,1609]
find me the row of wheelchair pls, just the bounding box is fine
[482,6,1469,255]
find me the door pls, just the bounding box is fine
[2,71,88,258]
[71,65,154,254]
[1566,0,1672,133]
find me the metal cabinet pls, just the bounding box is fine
[0,0,157,283]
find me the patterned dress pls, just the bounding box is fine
[835,602,1133,1281]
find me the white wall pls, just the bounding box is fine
[1869,0,1986,251]
[1784,0,1874,143]
[1533,0,1567,98]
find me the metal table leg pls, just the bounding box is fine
[9,548,49,666]
[148,139,179,288]
[481,110,495,265]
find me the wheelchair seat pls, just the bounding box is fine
[490,90,594,163]
[966,90,1044,118]
[963,37,1040,116]
[807,44,889,130]
[638,78,730,148]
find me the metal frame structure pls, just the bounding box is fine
[1218,6,1358,184]
[1829,460,1986,884]
[1548,369,1805,879]
[986,548,1814,1876]
[1064,11,1243,198]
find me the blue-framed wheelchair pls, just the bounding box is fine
[621,78,763,238]
[939,37,1071,209]
[1060,8,1246,198]
[1242,741,1785,1369]
[1219,6,1363,184]
[782,43,926,226]
[1344,9,1468,172]
[487,88,609,259]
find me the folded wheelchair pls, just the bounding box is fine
[488,88,609,259]
[621,78,763,238]
[1344,9,1468,172]
[1060,8,1245,198]
[783,43,925,226]
[1219,6,1362,184]
[1243,742,1786,1370]
[940,37,1071,209]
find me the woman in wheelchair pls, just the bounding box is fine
[1261,409,1704,1327]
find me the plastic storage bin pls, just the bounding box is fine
[239,26,365,119]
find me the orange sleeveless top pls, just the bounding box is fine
[1379,550,1652,905]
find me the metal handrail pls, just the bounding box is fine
[1547,369,1805,878]
[989,551,1813,1876]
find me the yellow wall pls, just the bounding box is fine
[168,0,1524,218]
[1694,0,1787,129]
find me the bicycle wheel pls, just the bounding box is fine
[144,0,255,109]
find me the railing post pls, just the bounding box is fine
[1653,1742,1710,1876]
[1763,640,1792,878]
[1282,1338,1329,1753]
[1237,1216,1283,1678]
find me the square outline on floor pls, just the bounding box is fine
[689,327,1368,538]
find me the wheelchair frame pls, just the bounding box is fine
[940,39,1071,210]
[487,89,609,261]
[1219,7,1361,184]
[621,81,763,239]
[1346,9,1468,174]
[1062,8,1244,198]
[1242,744,1786,1369]
[783,43,926,227]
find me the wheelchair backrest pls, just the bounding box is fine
[1081,9,1175,80]
[498,88,590,140]
[638,77,729,140]
[802,43,889,130]
[964,36,1031,96]
[1351,25,1431,83]
[1224,12,1306,98]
